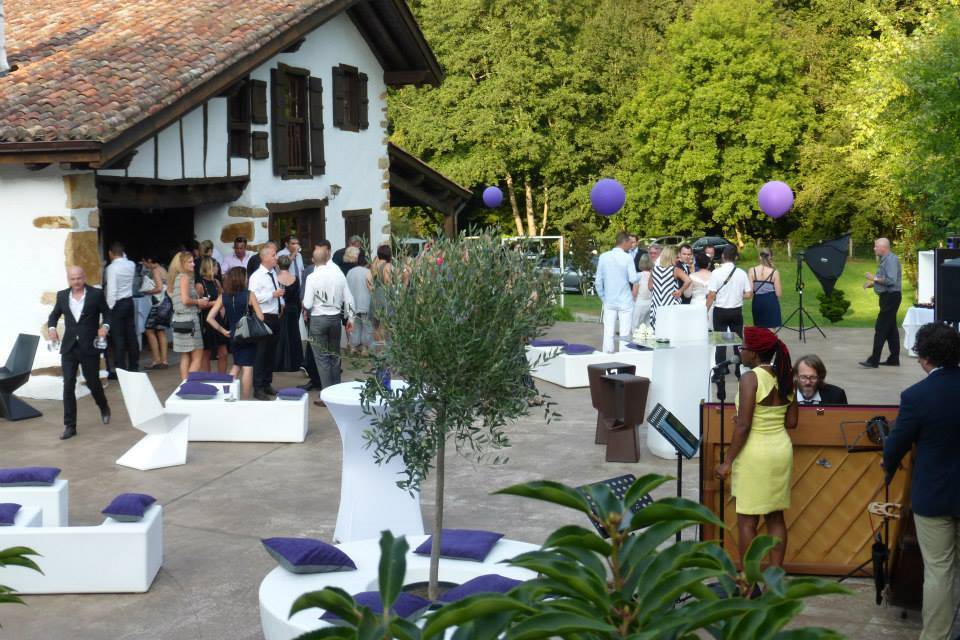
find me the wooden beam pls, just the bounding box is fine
[383,70,431,86]
[390,173,452,214]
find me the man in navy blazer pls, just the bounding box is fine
[883,323,960,640]
[47,266,112,440]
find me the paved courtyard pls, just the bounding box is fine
[0,322,926,639]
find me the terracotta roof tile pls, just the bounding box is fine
[0,0,339,143]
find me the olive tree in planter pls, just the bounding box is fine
[358,230,558,600]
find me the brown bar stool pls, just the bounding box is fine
[587,362,636,444]
[598,373,650,463]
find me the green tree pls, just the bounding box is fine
[619,0,814,246]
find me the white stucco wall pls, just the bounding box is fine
[0,165,98,370]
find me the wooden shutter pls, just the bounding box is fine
[228,83,251,158]
[358,72,369,130]
[271,68,289,177]
[332,66,347,129]
[251,132,269,160]
[251,80,268,124]
[309,77,326,176]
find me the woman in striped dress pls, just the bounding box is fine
[648,245,691,328]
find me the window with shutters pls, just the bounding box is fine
[272,64,325,179]
[332,64,369,133]
[228,82,251,158]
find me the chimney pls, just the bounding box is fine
[0,0,9,74]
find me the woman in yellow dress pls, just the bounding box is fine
[714,326,797,568]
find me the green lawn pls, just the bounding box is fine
[560,251,915,329]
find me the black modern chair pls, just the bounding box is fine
[0,334,42,421]
[576,474,654,538]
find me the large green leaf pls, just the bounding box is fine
[422,594,535,639]
[505,612,617,640]
[628,498,724,531]
[624,474,672,511]
[506,552,607,605]
[774,628,846,639]
[542,525,612,557]
[495,480,594,517]
[629,598,761,639]
[0,547,42,574]
[585,482,623,525]
[783,578,852,600]
[378,531,409,610]
[293,628,359,640]
[290,587,361,625]
[742,536,780,585]
[634,567,729,625]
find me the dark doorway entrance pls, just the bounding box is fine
[100,208,195,265]
[268,205,326,249]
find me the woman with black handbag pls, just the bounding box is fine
[141,256,172,369]
[168,251,210,382]
[206,267,264,399]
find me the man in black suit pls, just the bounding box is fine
[883,323,960,640]
[793,354,848,405]
[47,266,112,440]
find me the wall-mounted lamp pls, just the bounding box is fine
[329,184,342,201]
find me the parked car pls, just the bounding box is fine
[691,235,734,255]
[539,256,596,295]
[648,235,689,248]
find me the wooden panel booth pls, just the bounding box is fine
[700,403,915,579]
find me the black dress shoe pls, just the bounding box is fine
[859,360,879,368]
[107,372,118,380]
[298,382,320,391]
[253,390,273,401]
[60,426,77,440]
[880,360,900,366]
[264,386,279,396]
[101,411,111,425]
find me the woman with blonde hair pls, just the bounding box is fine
[648,245,691,328]
[168,251,210,381]
[749,248,782,328]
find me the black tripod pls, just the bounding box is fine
[778,252,825,343]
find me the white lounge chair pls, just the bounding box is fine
[0,504,164,594]
[0,479,69,526]
[116,370,189,471]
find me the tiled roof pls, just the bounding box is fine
[0,0,343,144]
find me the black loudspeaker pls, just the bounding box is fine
[935,250,960,324]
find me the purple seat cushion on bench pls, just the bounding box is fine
[262,537,356,574]
[0,466,61,486]
[186,371,234,383]
[321,592,431,621]
[102,493,157,522]
[563,343,595,355]
[530,338,567,347]
[438,574,523,603]
[276,387,306,400]
[176,381,218,399]
[0,503,21,526]
[413,529,504,562]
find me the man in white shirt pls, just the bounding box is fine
[277,234,305,283]
[595,232,642,353]
[104,241,139,372]
[249,245,284,400]
[220,236,251,273]
[302,241,355,405]
[706,245,752,376]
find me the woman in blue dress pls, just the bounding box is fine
[205,267,264,399]
[749,249,782,328]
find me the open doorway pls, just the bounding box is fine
[99,208,195,265]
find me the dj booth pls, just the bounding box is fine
[699,402,921,608]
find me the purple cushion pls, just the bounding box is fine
[0,503,21,526]
[438,574,523,603]
[186,371,234,383]
[413,529,504,562]
[176,381,218,399]
[0,466,61,486]
[102,493,157,522]
[321,591,431,621]
[626,342,652,351]
[276,387,306,400]
[530,338,567,348]
[563,343,595,355]
[261,538,356,574]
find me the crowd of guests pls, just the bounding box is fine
[48,234,394,438]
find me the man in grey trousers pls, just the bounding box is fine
[302,242,355,407]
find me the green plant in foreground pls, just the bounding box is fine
[817,289,851,323]
[0,546,42,624]
[290,475,849,639]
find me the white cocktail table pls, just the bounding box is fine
[259,535,537,640]
[165,380,309,442]
[320,382,424,543]
[527,346,652,388]
[902,306,933,357]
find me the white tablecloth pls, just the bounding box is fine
[902,306,934,357]
[320,381,424,543]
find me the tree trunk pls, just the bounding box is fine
[428,438,446,601]
[539,185,549,236]
[524,177,536,237]
[505,173,524,236]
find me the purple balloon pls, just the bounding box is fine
[758,181,794,219]
[590,178,626,216]
[482,186,503,208]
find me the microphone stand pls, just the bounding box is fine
[711,363,730,551]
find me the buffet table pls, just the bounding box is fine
[902,306,934,357]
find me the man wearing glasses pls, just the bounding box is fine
[793,354,848,405]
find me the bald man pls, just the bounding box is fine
[860,237,902,368]
[47,266,112,440]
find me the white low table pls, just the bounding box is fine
[259,535,537,640]
[527,346,652,388]
[166,380,309,442]
[321,382,424,543]
[0,479,69,526]
[902,306,934,357]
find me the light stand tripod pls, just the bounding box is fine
[778,252,826,343]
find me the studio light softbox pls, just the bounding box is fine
[804,234,850,296]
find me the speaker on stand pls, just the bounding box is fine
[934,248,960,326]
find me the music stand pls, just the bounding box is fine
[647,403,701,541]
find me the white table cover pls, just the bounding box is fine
[902,306,934,357]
